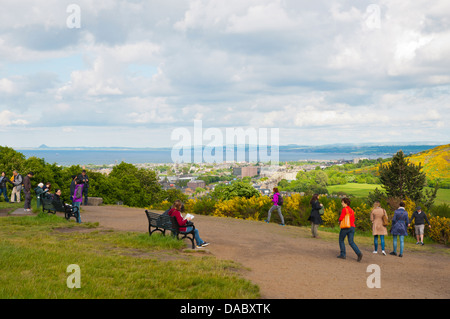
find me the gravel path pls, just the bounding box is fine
[81,205,450,299]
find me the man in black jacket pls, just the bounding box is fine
[0,171,13,202]
[77,170,89,205]
[408,206,431,246]
[23,172,34,212]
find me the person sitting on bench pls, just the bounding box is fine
[167,200,209,248]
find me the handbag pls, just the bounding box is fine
[319,206,325,215]
[340,210,351,229]
[382,209,388,227]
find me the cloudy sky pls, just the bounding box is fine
[1,0,449,148]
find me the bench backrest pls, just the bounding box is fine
[145,210,176,232]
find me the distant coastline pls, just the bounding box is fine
[16,144,441,166]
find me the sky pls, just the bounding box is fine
[0,0,449,149]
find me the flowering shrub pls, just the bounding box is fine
[150,193,449,246]
[428,216,450,245]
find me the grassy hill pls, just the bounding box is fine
[349,144,450,183]
[407,144,450,180]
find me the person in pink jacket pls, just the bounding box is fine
[265,187,285,226]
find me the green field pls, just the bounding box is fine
[327,183,450,205]
[0,212,259,299]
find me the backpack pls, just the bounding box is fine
[75,185,83,199]
[277,194,284,206]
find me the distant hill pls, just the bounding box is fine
[348,144,450,183]
[407,144,450,180]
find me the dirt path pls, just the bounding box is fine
[81,205,450,299]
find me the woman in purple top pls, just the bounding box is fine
[265,187,285,226]
[72,178,84,223]
[390,201,409,257]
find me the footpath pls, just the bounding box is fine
[80,205,449,299]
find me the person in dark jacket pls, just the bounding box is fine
[23,172,34,212]
[69,175,77,202]
[0,171,13,202]
[78,170,89,205]
[390,202,409,257]
[34,183,45,208]
[308,194,323,238]
[408,206,431,246]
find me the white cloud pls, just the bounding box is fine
[0,110,29,127]
[0,0,449,148]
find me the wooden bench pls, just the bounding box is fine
[144,210,196,249]
[42,196,80,221]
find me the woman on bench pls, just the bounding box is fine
[168,200,209,249]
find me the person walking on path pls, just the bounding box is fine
[23,172,34,212]
[390,202,409,257]
[265,187,285,226]
[308,194,323,238]
[72,178,84,223]
[408,206,431,246]
[337,198,363,262]
[10,171,23,203]
[0,171,13,202]
[370,201,388,255]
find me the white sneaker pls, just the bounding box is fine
[373,251,378,254]
[382,251,386,256]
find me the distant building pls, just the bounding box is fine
[233,166,261,178]
[187,180,206,189]
[353,157,369,164]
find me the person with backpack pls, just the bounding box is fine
[265,187,285,226]
[308,194,323,238]
[72,178,84,223]
[10,170,23,203]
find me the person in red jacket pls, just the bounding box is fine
[337,198,363,262]
[168,200,209,249]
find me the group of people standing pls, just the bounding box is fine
[263,188,432,261]
[0,170,35,212]
[309,195,432,261]
[0,169,90,223]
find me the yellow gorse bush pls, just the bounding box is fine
[428,216,450,245]
[321,200,338,227]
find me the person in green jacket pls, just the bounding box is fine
[34,183,45,209]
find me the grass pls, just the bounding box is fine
[327,183,450,205]
[0,212,260,299]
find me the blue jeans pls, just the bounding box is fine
[73,202,82,223]
[392,235,404,254]
[374,235,385,251]
[0,187,9,202]
[339,227,361,257]
[185,226,204,246]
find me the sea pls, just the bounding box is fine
[17,149,394,166]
